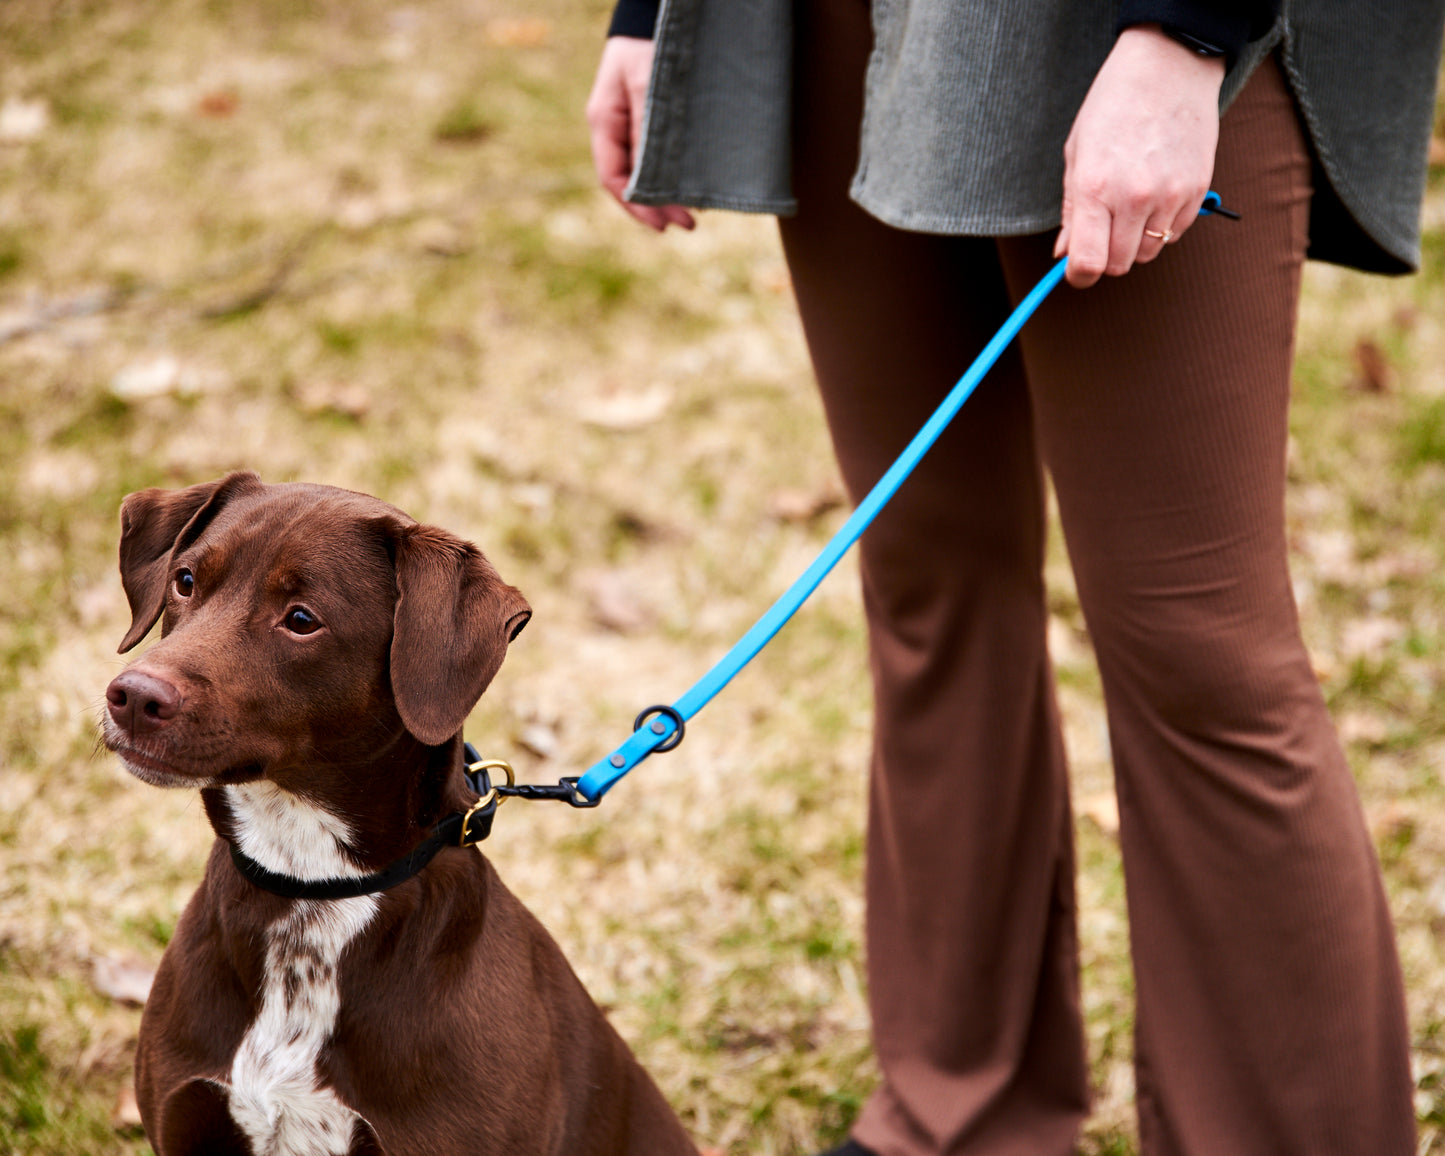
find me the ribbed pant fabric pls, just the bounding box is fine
[777,1,1416,1153]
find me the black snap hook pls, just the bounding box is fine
[632,704,686,753]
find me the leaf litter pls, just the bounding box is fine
[0,2,1443,1153]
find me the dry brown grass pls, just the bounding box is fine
[1,2,1444,1153]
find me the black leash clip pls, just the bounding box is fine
[462,741,600,818]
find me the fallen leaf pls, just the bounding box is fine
[509,483,555,516]
[752,264,792,295]
[1393,305,1420,332]
[0,96,49,143]
[1047,615,1090,669]
[111,355,181,400]
[412,217,469,257]
[1340,615,1404,661]
[91,953,156,1007]
[335,195,383,232]
[1297,528,1355,585]
[768,485,843,523]
[546,210,590,244]
[76,581,122,627]
[113,1084,144,1132]
[112,355,223,400]
[1077,791,1119,837]
[296,380,371,419]
[517,722,559,760]
[383,7,421,60]
[1368,802,1415,845]
[1338,710,1389,746]
[578,568,653,633]
[1352,338,1392,393]
[485,18,551,47]
[1373,548,1432,583]
[196,90,239,118]
[578,385,673,431]
[24,449,101,500]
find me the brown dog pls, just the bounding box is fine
[101,471,698,1156]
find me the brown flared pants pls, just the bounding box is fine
[776,3,1415,1154]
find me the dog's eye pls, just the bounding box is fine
[284,607,321,636]
[174,569,195,598]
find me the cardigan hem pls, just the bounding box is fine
[850,187,1062,239]
[1276,44,1419,275]
[628,188,798,216]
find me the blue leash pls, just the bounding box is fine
[555,194,1238,804]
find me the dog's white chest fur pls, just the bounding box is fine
[224,782,377,1156]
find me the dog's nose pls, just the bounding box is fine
[106,670,182,735]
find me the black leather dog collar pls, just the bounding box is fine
[227,759,501,901]
[230,824,456,900]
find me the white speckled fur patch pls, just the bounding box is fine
[224,782,377,1156]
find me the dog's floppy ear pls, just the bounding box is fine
[389,523,531,746]
[116,471,263,652]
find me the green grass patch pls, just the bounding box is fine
[0,1024,49,1133]
[2,4,1444,1153]
[433,98,495,145]
[1400,397,1445,470]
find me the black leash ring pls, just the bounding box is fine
[632,704,685,753]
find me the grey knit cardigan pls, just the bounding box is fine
[625,0,1445,273]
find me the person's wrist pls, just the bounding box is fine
[1116,24,1226,84]
[1114,0,1271,69]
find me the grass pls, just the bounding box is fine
[1,2,1445,1153]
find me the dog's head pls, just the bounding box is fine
[102,471,530,790]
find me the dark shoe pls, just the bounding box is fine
[817,1142,878,1156]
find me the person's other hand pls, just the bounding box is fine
[1055,25,1224,288]
[586,36,695,231]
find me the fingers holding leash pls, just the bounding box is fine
[1054,25,1223,288]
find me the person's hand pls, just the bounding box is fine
[1055,25,1224,288]
[586,36,695,231]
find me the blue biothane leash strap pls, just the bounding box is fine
[565,194,1239,804]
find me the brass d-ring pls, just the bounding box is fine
[466,758,516,808]
[459,758,516,845]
